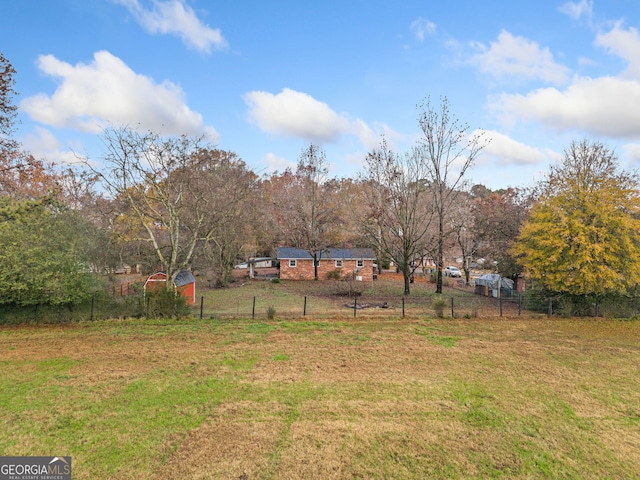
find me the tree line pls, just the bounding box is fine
[2,51,639,313]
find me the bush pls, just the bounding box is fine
[267,305,276,319]
[326,269,343,280]
[145,289,191,318]
[331,276,367,297]
[521,285,640,318]
[432,299,447,318]
[0,290,140,325]
[112,295,145,319]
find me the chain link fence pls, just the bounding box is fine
[4,278,640,324]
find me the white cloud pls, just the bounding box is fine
[577,56,598,68]
[623,143,640,164]
[21,51,218,141]
[344,151,366,168]
[243,88,386,149]
[262,152,296,173]
[23,127,83,165]
[490,76,640,138]
[478,129,548,166]
[469,30,570,85]
[243,88,350,142]
[410,17,436,42]
[559,0,593,22]
[488,25,640,140]
[113,0,227,53]
[595,24,640,79]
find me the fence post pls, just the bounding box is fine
[200,296,204,320]
[547,297,552,318]
[595,297,599,318]
[146,296,150,319]
[451,297,454,318]
[499,296,503,317]
[402,296,405,318]
[252,296,256,319]
[90,295,95,321]
[303,296,307,316]
[353,297,357,318]
[518,294,522,315]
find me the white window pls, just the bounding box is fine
[356,260,364,268]
[335,260,343,268]
[289,259,297,267]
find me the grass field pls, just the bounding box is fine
[1,310,639,479]
[198,278,525,319]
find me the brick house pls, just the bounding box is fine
[277,247,377,281]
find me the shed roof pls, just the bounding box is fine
[174,270,196,287]
[277,247,376,260]
[474,273,513,291]
[146,270,195,287]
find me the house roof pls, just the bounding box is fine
[277,247,376,260]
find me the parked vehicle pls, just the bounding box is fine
[444,266,462,277]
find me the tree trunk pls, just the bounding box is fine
[436,215,444,294]
[167,268,177,292]
[403,265,411,295]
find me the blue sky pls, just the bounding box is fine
[2,0,640,189]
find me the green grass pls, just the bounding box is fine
[198,278,502,319]
[1,316,639,478]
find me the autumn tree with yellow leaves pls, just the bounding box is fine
[514,140,640,298]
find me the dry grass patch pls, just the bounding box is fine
[157,401,287,480]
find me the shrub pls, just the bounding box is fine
[267,305,276,320]
[331,275,367,297]
[145,289,191,319]
[326,269,343,280]
[379,257,391,270]
[432,299,447,318]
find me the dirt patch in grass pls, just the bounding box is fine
[157,401,287,480]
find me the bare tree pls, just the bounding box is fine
[270,144,337,280]
[90,127,255,289]
[449,192,478,285]
[184,149,257,285]
[418,97,486,293]
[472,187,533,277]
[361,138,435,295]
[0,51,18,152]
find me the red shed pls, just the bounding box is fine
[144,270,196,305]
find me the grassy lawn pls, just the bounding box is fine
[199,278,515,319]
[1,313,639,479]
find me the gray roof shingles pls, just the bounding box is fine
[174,270,196,287]
[277,247,376,260]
